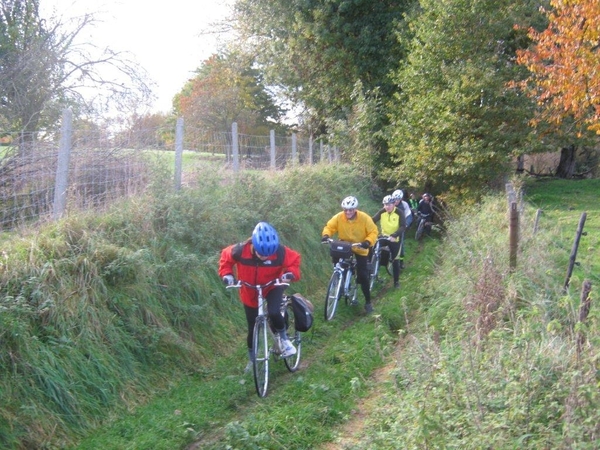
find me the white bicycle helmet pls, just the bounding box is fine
[382,195,393,204]
[392,189,403,201]
[341,196,359,209]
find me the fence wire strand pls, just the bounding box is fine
[0,122,338,231]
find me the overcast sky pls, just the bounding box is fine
[41,0,233,113]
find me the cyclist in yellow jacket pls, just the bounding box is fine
[371,195,405,288]
[321,196,378,314]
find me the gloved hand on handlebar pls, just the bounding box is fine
[360,240,370,249]
[281,272,295,282]
[321,235,329,243]
[222,274,235,286]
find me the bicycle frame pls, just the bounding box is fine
[227,278,300,397]
[369,235,395,289]
[323,240,360,321]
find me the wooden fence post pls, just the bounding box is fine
[563,212,587,293]
[509,201,519,271]
[53,108,73,220]
[577,280,592,353]
[292,133,297,166]
[533,209,542,235]
[270,130,276,170]
[174,117,184,190]
[232,122,239,173]
[506,182,516,207]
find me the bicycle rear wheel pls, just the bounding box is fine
[284,304,302,372]
[252,316,269,397]
[325,270,342,321]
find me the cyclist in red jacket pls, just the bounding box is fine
[219,222,302,368]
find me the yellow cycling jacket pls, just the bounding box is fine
[371,206,405,238]
[322,210,378,256]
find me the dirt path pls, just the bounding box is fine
[318,339,403,450]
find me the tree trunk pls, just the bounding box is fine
[555,145,576,178]
[516,154,524,174]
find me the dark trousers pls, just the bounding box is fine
[355,254,371,304]
[380,238,401,284]
[243,286,286,350]
[331,254,371,304]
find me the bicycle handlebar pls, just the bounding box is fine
[321,238,362,247]
[226,278,290,290]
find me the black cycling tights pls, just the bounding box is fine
[243,286,286,350]
[355,254,371,304]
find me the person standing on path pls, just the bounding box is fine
[219,222,302,370]
[391,189,411,269]
[321,196,378,314]
[371,195,405,288]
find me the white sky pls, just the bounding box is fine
[41,0,233,114]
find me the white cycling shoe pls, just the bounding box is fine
[279,337,297,358]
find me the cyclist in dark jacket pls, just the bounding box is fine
[416,193,435,236]
[391,189,412,268]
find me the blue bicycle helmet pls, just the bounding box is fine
[252,222,280,256]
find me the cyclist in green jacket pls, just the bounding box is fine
[408,193,419,216]
[371,195,405,288]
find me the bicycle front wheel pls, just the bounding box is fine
[415,219,425,240]
[369,250,380,291]
[252,316,269,397]
[346,269,358,305]
[325,270,342,321]
[284,304,302,372]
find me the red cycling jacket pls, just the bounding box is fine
[218,239,302,308]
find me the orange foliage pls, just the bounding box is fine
[515,0,600,134]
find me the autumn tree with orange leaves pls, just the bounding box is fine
[515,0,600,177]
[516,0,600,134]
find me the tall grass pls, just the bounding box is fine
[345,178,599,449]
[3,169,597,449]
[0,162,380,448]
[73,178,598,450]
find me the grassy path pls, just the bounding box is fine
[74,229,441,450]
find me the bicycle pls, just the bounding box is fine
[322,239,361,321]
[227,279,302,397]
[368,235,395,290]
[415,212,432,240]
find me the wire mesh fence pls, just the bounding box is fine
[0,112,340,231]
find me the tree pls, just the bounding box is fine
[174,52,284,138]
[386,0,544,198]
[111,112,174,149]
[0,0,152,140]
[515,0,600,178]
[516,0,600,134]
[231,0,412,131]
